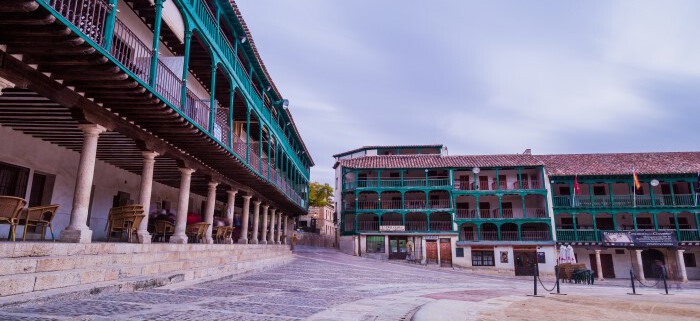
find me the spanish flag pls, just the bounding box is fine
[633,170,641,190]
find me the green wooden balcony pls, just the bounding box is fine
[556,228,700,242]
[344,178,452,190]
[553,194,699,209]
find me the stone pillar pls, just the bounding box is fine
[260,205,269,244]
[238,195,252,244]
[276,211,283,244]
[594,249,604,281]
[250,200,261,244]
[225,189,237,244]
[677,249,688,283]
[60,124,107,243]
[137,151,159,243]
[283,215,288,244]
[204,181,218,244]
[170,167,195,244]
[635,249,646,281]
[269,209,276,244]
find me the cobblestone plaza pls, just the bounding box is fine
[1,247,699,321]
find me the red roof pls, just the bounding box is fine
[336,151,700,176]
[537,152,700,176]
[336,154,543,169]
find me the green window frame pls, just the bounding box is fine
[366,236,385,253]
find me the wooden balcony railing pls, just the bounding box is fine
[553,194,699,209]
[556,228,700,242]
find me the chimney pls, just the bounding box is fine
[523,148,532,155]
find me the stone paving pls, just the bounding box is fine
[0,246,698,321]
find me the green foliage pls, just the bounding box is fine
[309,182,333,207]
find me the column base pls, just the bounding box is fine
[250,239,259,244]
[137,231,152,244]
[204,237,214,244]
[169,234,188,244]
[238,238,249,244]
[60,229,93,243]
[276,241,282,245]
[260,240,267,245]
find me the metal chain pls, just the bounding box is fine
[537,276,557,292]
[633,274,661,287]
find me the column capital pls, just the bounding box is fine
[262,204,269,210]
[594,249,602,254]
[142,150,159,160]
[227,189,238,196]
[78,123,107,135]
[242,195,253,200]
[179,167,195,175]
[253,200,262,205]
[208,181,219,188]
[678,249,686,253]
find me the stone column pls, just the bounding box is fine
[225,189,237,244]
[170,167,195,244]
[238,195,252,244]
[137,151,159,243]
[260,205,269,244]
[60,124,107,243]
[269,209,276,244]
[204,181,218,244]
[276,211,283,244]
[283,215,288,244]
[594,249,604,281]
[677,249,688,283]
[635,249,646,281]
[250,200,261,244]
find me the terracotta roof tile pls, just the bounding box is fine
[537,152,700,176]
[337,154,543,169]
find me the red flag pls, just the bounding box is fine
[633,171,641,190]
[573,175,581,195]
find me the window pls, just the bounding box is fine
[593,186,606,196]
[615,249,625,255]
[456,248,464,257]
[0,161,30,197]
[366,236,385,253]
[684,253,697,268]
[28,172,56,207]
[559,186,571,196]
[472,250,495,266]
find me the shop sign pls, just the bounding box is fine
[379,225,405,232]
[602,231,677,248]
[424,235,439,240]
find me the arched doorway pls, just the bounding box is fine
[642,249,665,278]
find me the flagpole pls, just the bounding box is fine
[632,168,636,208]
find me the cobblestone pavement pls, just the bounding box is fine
[2,246,696,321]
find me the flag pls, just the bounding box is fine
[696,172,700,191]
[633,170,641,190]
[573,175,581,195]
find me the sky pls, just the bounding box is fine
[235,1,700,186]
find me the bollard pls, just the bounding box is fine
[528,263,544,297]
[551,265,566,295]
[627,269,640,295]
[661,271,671,295]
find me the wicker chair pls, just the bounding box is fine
[20,204,59,241]
[213,226,235,244]
[106,205,145,242]
[152,220,175,242]
[186,222,210,243]
[0,196,27,241]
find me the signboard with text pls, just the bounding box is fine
[379,225,406,232]
[602,231,677,248]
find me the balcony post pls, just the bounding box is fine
[258,123,263,172]
[449,169,454,187]
[572,213,578,241]
[691,183,697,206]
[475,195,480,218]
[427,213,431,231]
[495,168,500,190]
[245,108,250,162]
[543,192,550,218]
[401,191,405,210]
[498,195,503,218]
[632,213,638,230]
[608,183,614,206]
[670,181,676,206]
[228,85,235,147]
[673,213,680,239]
[521,195,527,218]
[650,182,656,206]
[425,169,429,187]
[180,30,192,109]
[149,0,165,86]
[209,64,218,132]
[476,223,481,241]
[588,184,594,207]
[568,180,574,207]
[400,170,404,187]
[355,214,359,232]
[517,168,523,189]
[611,213,618,230]
[102,0,118,50]
[516,223,521,241]
[497,223,502,240]
[592,213,599,242]
[653,213,659,231]
[267,133,272,179]
[377,170,381,188]
[695,212,700,239]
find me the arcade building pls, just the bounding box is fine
[334,145,700,281]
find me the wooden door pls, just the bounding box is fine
[514,251,537,276]
[388,236,407,260]
[521,174,529,189]
[479,176,489,190]
[439,239,452,267]
[590,254,616,278]
[426,241,438,264]
[459,175,470,190]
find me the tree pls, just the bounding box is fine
[309,182,333,207]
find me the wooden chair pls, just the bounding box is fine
[186,222,210,243]
[0,196,27,241]
[20,204,59,241]
[106,205,145,242]
[213,226,227,244]
[152,220,175,242]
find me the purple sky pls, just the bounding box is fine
[236,1,700,185]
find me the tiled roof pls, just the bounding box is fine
[537,152,700,176]
[336,151,700,176]
[336,154,543,169]
[333,144,444,158]
[228,1,313,165]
